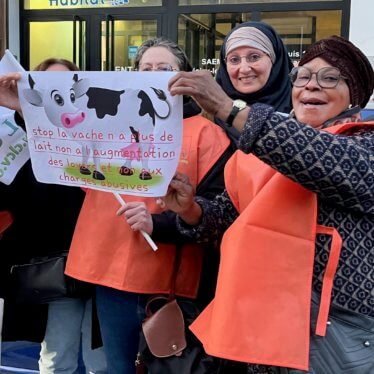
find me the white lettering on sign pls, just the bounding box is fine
[193,67,218,75]
[288,51,301,58]
[114,66,136,71]
[201,59,220,65]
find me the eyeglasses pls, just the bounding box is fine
[138,64,179,72]
[225,53,266,66]
[289,66,347,88]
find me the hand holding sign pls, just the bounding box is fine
[114,192,158,251]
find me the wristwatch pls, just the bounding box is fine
[225,99,247,127]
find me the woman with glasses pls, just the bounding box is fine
[214,21,293,147]
[64,38,232,373]
[162,35,374,373]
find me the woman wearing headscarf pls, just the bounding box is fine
[164,35,374,373]
[214,21,293,145]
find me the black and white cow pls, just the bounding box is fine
[23,74,171,180]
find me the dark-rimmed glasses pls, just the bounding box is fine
[289,66,347,88]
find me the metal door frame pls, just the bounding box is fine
[20,9,163,70]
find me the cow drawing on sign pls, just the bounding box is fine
[23,74,171,180]
[85,86,170,180]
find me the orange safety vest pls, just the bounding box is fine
[190,122,373,370]
[65,115,230,298]
[0,211,13,237]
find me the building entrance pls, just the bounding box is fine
[26,15,160,70]
[19,0,350,71]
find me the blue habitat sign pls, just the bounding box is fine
[48,0,129,7]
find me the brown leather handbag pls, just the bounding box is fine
[137,248,220,374]
[142,295,187,358]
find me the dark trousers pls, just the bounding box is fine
[95,285,147,374]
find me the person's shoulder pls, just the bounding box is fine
[342,122,374,137]
[184,114,231,147]
[359,122,374,134]
[185,113,213,125]
[184,114,220,131]
[192,114,230,135]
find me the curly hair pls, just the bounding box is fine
[134,38,192,72]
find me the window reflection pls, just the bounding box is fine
[179,0,341,4]
[178,13,250,73]
[262,11,342,64]
[178,10,342,72]
[101,20,157,71]
[29,22,76,69]
[24,0,162,10]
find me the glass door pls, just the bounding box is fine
[28,18,86,70]
[178,13,251,73]
[26,14,159,71]
[102,17,159,71]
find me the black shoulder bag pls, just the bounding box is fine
[10,251,93,304]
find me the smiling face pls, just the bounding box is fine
[226,46,273,94]
[292,57,350,128]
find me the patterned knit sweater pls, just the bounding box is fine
[179,103,374,318]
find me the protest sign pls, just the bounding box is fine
[0,50,25,75]
[17,70,183,197]
[0,50,29,185]
[0,113,29,185]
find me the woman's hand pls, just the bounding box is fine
[168,70,250,132]
[0,73,22,113]
[168,70,232,118]
[156,172,202,226]
[116,202,153,235]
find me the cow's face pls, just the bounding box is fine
[23,74,89,129]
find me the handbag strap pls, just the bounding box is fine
[168,243,183,300]
[144,244,183,317]
[144,295,170,317]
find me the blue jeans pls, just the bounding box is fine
[95,286,147,374]
[39,298,107,374]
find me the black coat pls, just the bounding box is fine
[0,115,85,341]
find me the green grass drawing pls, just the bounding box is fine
[65,163,163,187]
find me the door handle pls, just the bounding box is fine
[73,15,84,69]
[105,15,114,71]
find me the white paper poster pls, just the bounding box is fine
[17,70,183,197]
